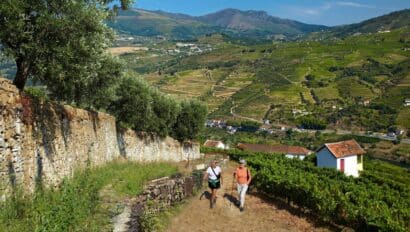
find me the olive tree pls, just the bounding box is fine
[0,0,132,105]
[172,100,208,142]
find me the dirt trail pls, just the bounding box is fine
[166,163,332,232]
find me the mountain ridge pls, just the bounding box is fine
[109,8,328,40]
[108,8,410,40]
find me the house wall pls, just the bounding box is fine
[216,143,225,149]
[357,155,363,171]
[317,147,359,177]
[338,155,359,177]
[317,148,337,168]
[285,154,306,160]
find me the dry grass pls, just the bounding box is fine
[109,46,149,56]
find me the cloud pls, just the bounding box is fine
[292,1,376,17]
[298,8,320,16]
[336,1,376,9]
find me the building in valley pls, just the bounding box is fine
[316,139,366,177]
[237,143,312,160]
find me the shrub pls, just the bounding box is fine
[172,100,208,142]
[108,76,207,141]
[297,116,326,130]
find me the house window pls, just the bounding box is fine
[357,155,362,164]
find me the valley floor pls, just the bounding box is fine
[166,162,333,232]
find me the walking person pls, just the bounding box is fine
[203,159,223,208]
[233,159,251,212]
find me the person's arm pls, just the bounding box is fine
[247,169,252,185]
[203,169,209,181]
[219,169,223,185]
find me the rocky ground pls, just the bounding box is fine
[166,162,334,232]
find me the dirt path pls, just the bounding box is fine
[166,163,332,232]
[230,104,263,123]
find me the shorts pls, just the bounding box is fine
[208,179,220,189]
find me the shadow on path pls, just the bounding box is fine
[223,193,239,209]
[199,190,211,200]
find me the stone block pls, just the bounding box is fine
[0,138,5,148]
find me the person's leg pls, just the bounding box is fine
[239,184,248,208]
[211,188,217,207]
[236,183,242,206]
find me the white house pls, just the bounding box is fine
[404,99,410,107]
[316,140,366,177]
[203,140,228,150]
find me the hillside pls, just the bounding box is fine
[107,8,327,40]
[329,9,410,37]
[107,9,218,40]
[108,8,410,41]
[119,28,410,133]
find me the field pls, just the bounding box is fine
[119,28,410,131]
[108,46,149,55]
[397,107,410,129]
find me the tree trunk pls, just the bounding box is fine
[13,58,30,90]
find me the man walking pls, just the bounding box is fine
[233,159,251,212]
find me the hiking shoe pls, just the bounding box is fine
[236,201,240,207]
[240,207,244,212]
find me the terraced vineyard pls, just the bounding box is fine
[118,28,409,132]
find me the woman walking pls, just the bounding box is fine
[233,159,252,212]
[203,159,223,208]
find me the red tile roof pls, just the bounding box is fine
[318,139,366,158]
[237,143,312,155]
[203,140,223,148]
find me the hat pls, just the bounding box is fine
[239,159,246,164]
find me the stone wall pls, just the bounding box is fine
[0,78,200,199]
[127,171,203,231]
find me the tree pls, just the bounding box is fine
[149,90,181,137]
[108,76,153,131]
[172,100,208,142]
[297,116,326,130]
[0,0,132,102]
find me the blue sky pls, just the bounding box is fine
[131,0,410,26]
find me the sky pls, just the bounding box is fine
[130,0,410,26]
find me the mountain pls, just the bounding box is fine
[197,9,327,35]
[109,8,410,41]
[107,8,328,40]
[107,9,218,40]
[331,9,410,36]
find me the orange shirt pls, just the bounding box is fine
[235,167,250,184]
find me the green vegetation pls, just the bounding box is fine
[0,162,177,232]
[222,149,410,231]
[0,0,130,99]
[107,75,207,140]
[297,116,326,130]
[172,100,208,141]
[125,27,409,133]
[362,158,410,188]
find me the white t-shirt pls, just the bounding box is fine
[206,166,221,180]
